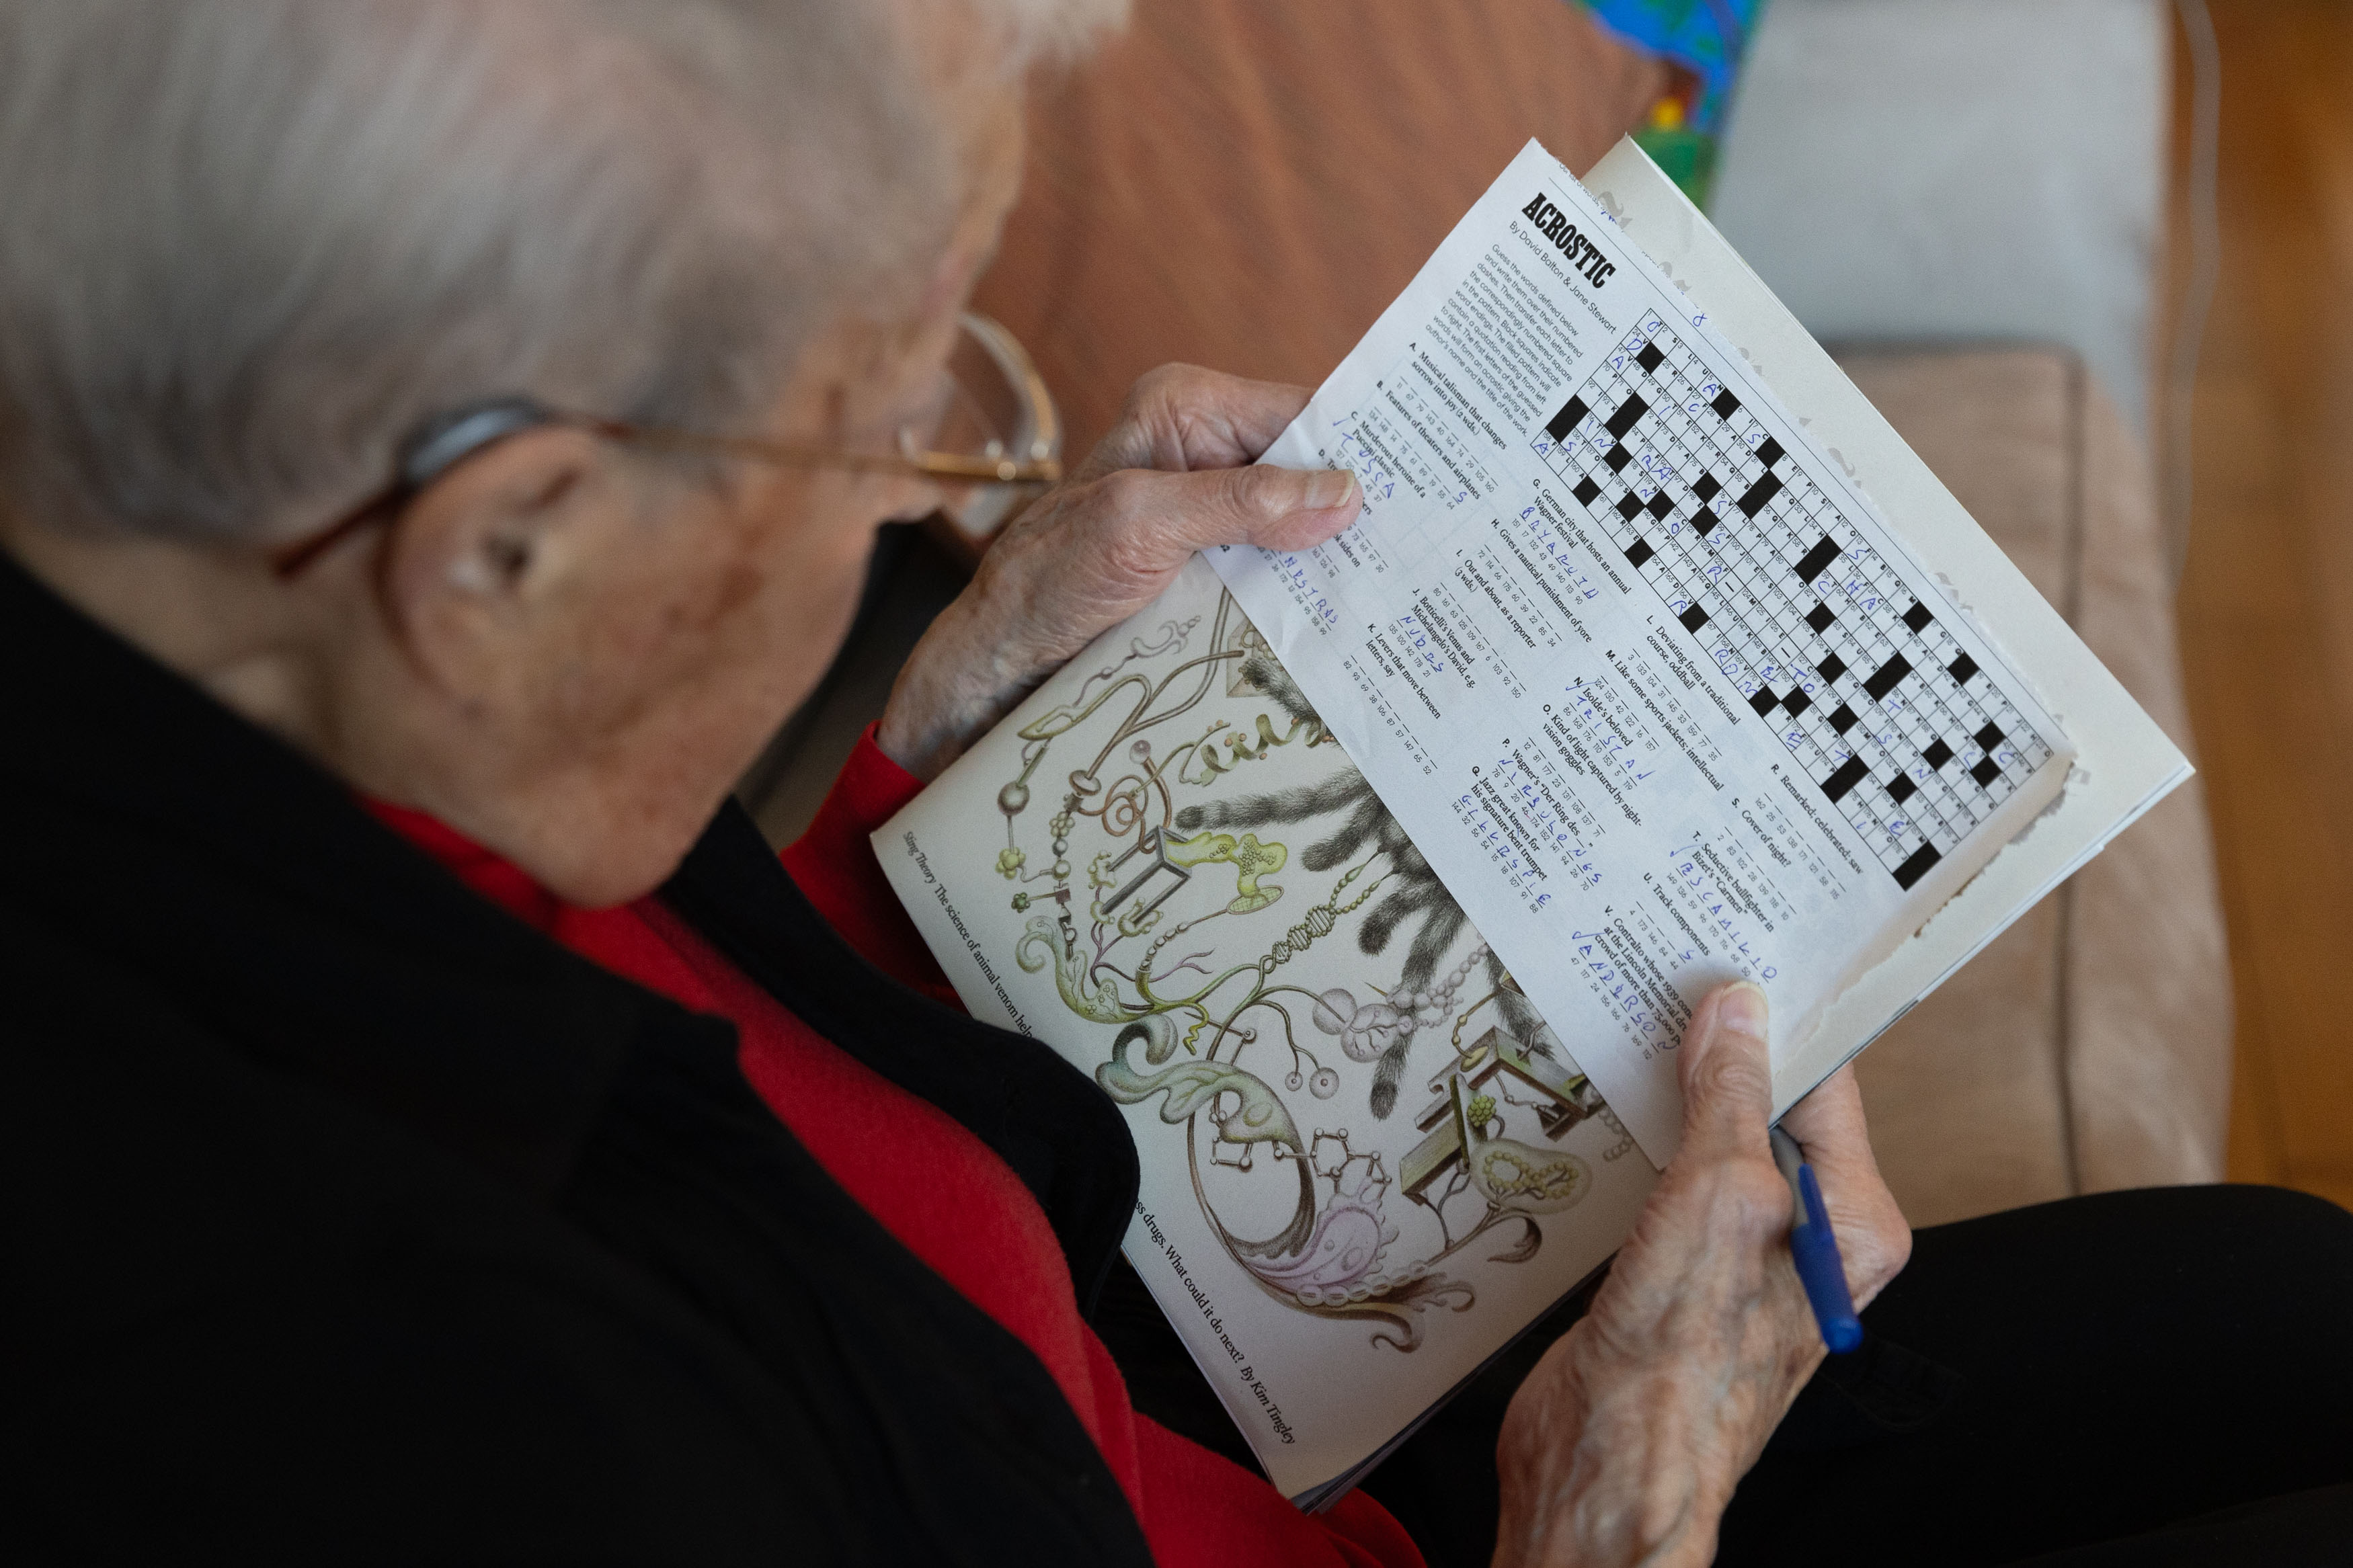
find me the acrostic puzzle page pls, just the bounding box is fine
[1215,140,2074,1160]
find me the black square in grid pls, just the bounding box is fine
[1794,536,1841,583]
[1693,513,1719,538]
[1679,602,1710,633]
[1546,396,1591,443]
[1902,600,1934,633]
[1616,492,1646,521]
[1806,603,1836,634]
[1828,704,1860,735]
[1625,538,1654,568]
[1737,473,1784,518]
[1863,653,1913,702]
[1821,755,1870,802]
[1755,436,1785,468]
[1636,342,1665,374]
[1694,472,1722,503]
[1646,489,1676,520]
[1573,476,1602,506]
[1974,721,2005,752]
[1750,686,1778,717]
[1887,773,1918,804]
[1948,651,1981,685]
[1892,841,1943,891]
[1606,394,1649,439]
[1604,443,1634,472]
[1922,738,1955,770]
[1712,389,1741,419]
[1782,688,1812,718]
[1970,757,2003,788]
[1817,653,1848,684]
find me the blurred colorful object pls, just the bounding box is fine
[1579,0,1765,207]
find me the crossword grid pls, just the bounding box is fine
[1528,311,2056,890]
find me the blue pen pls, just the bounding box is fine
[1769,1125,1863,1354]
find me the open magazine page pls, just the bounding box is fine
[874,554,1658,1501]
[1214,140,2077,1161]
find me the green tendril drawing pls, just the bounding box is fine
[987,587,1613,1350]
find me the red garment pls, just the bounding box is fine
[368,729,1423,1568]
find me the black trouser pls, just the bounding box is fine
[1101,1186,2353,1566]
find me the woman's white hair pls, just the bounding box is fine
[0,0,1123,544]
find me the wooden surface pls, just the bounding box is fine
[2170,3,2353,1211]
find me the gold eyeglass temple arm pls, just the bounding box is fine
[593,421,1064,486]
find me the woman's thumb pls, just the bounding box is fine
[1675,981,1773,1161]
[1193,464,1362,552]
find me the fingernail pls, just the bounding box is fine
[1718,981,1768,1040]
[1305,468,1360,511]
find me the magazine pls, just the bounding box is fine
[871,136,2189,1505]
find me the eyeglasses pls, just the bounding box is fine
[268,358,1063,579]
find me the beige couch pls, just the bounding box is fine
[1836,350,2229,1225]
[750,0,2234,1229]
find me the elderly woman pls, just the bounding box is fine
[7,3,2353,1565]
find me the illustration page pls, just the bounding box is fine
[875,556,1659,1501]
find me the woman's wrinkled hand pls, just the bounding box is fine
[876,364,1360,780]
[1492,983,1911,1568]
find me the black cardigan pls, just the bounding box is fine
[0,552,1154,1564]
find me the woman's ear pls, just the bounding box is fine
[376,424,616,694]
